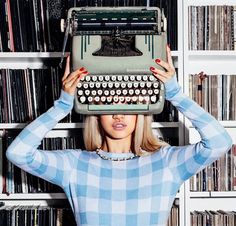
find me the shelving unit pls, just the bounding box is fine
[2,0,236,225]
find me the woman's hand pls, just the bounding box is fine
[61,56,89,96]
[149,45,176,83]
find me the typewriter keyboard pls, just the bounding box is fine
[76,74,162,105]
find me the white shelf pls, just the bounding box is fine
[190,191,236,198]
[0,193,66,200]
[185,0,236,6]
[0,122,180,129]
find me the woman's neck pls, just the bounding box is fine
[101,136,132,153]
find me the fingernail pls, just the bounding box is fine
[83,71,88,74]
[79,67,85,71]
[150,67,155,71]
[155,59,161,63]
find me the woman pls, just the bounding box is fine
[6,45,232,226]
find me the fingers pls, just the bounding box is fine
[62,55,70,81]
[166,44,174,69]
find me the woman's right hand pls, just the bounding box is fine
[61,56,89,96]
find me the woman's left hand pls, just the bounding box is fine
[149,44,176,83]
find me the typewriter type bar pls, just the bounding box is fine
[63,7,167,114]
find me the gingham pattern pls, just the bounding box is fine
[6,77,232,226]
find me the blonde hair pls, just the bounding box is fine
[83,115,167,156]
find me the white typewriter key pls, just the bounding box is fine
[153,83,159,88]
[135,89,140,95]
[80,77,85,81]
[98,75,104,81]
[123,75,129,81]
[128,89,134,95]
[89,83,95,88]
[149,75,155,81]
[77,83,82,88]
[138,96,144,103]
[83,83,89,89]
[140,82,145,88]
[102,83,107,88]
[88,96,93,102]
[137,75,142,81]
[154,89,159,94]
[117,75,122,81]
[130,75,135,81]
[97,89,103,95]
[113,96,119,102]
[111,75,116,81]
[133,82,139,88]
[119,96,125,102]
[144,96,150,103]
[85,76,91,82]
[116,89,122,95]
[92,76,97,81]
[121,83,126,88]
[151,95,157,103]
[122,89,128,95]
[146,82,152,88]
[85,90,90,96]
[127,83,132,88]
[101,96,106,102]
[131,96,138,102]
[79,96,86,103]
[95,83,101,88]
[148,90,153,95]
[125,96,131,103]
[107,96,112,103]
[114,82,120,88]
[105,75,110,81]
[141,89,147,95]
[104,90,109,96]
[78,90,83,96]
[94,96,100,102]
[91,90,97,96]
[110,90,115,96]
[108,83,113,88]
[143,75,148,81]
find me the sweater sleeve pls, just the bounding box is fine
[6,90,78,188]
[162,75,233,182]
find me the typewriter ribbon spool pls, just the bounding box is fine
[61,7,167,115]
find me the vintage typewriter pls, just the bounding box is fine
[61,6,167,114]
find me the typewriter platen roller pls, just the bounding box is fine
[62,7,167,114]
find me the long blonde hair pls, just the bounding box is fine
[83,115,167,156]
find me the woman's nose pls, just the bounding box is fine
[112,114,124,119]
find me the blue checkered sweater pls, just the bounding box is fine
[6,76,232,226]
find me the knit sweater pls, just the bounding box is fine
[6,76,232,226]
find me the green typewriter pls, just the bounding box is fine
[61,7,167,114]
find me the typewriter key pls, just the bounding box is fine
[133,82,139,88]
[154,89,159,95]
[116,89,122,95]
[111,75,116,81]
[89,83,95,88]
[132,96,138,103]
[137,75,142,81]
[153,83,159,88]
[104,90,109,96]
[141,89,147,95]
[105,75,110,81]
[95,83,101,88]
[148,90,153,95]
[83,83,89,89]
[98,75,104,81]
[130,75,135,81]
[110,90,115,96]
[77,83,82,88]
[122,89,128,95]
[85,76,91,82]
[143,75,148,81]
[121,83,126,88]
[88,96,93,102]
[94,96,100,102]
[78,90,83,96]
[91,90,97,96]
[117,75,122,81]
[135,89,140,95]
[128,89,134,95]
[127,83,132,88]
[149,75,155,81]
[123,75,129,81]
[144,96,150,103]
[102,82,107,88]
[114,82,120,88]
[146,82,152,88]
[125,96,131,103]
[92,76,97,81]
[108,83,113,88]
[113,96,119,103]
[97,90,103,95]
[101,96,106,102]
[138,96,144,103]
[79,96,86,103]
[107,96,112,103]
[140,82,145,88]
[85,90,90,96]
[150,95,157,103]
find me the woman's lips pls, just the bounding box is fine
[112,122,127,130]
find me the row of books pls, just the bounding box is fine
[0,203,76,226]
[188,5,236,50]
[190,145,236,192]
[0,68,179,123]
[191,210,236,226]
[167,202,179,226]
[2,134,83,194]
[189,74,236,121]
[0,0,178,52]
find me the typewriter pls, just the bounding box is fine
[61,7,167,114]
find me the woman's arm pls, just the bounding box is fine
[150,45,232,182]
[6,56,89,187]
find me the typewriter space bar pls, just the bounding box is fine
[89,105,148,111]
